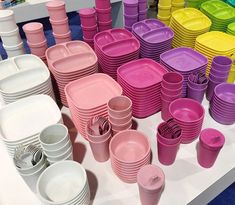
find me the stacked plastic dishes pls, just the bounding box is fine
[187,72,208,103]
[206,56,232,101]
[132,19,174,62]
[85,116,112,162]
[169,8,211,48]
[138,0,148,21]
[227,64,235,83]
[0,95,62,157]
[156,119,182,165]
[0,55,55,105]
[123,0,138,31]
[157,0,171,26]
[0,10,24,57]
[95,0,112,31]
[117,58,168,118]
[39,124,73,165]
[195,31,235,75]
[200,0,235,32]
[109,130,151,183]
[46,0,71,44]
[65,73,122,138]
[160,47,208,97]
[13,145,47,193]
[79,8,97,48]
[94,28,140,80]
[108,96,133,135]
[227,0,235,7]
[171,0,185,13]
[161,72,183,121]
[209,83,235,125]
[37,161,90,205]
[169,98,205,143]
[46,41,98,106]
[227,22,235,36]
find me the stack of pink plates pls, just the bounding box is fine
[46,41,98,106]
[94,28,140,79]
[169,98,205,144]
[209,83,235,125]
[160,47,208,97]
[65,73,122,138]
[109,130,151,183]
[117,58,168,118]
[132,19,174,62]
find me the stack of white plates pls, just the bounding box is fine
[37,160,90,205]
[0,95,62,157]
[0,54,54,104]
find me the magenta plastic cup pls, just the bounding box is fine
[161,90,181,101]
[211,56,232,72]
[23,22,46,44]
[138,1,147,11]
[79,8,97,27]
[53,31,71,44]
[96,7,112,22]
[28,40,47,56]
[95,0,111,9]
[50,17,70,35]
[197,128,225,168]
[161,98,171,121]
[157,138,180,165]
[124,0,138,15]
[161,83,182,96]
[209,72,228,83]
[83,37,94,49]
[137,165,165,205]
[98,20,112,31]
[162,72,183,90]
[124,14,138,27]
[206,78,220,101]
[187,83,207,104]
[81,24,98,39]
[46,0,67,21]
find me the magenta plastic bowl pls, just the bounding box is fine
[162,72,183,90]
[161,90,181,101]
[214,83,235,105]
[109,130,150,164]
[169,98,205,123]
[209,72,228,83]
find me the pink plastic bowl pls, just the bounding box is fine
[162,72,183,89]
[109,130,150,164]
[169,98,205,123]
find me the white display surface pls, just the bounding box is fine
[0,98,235,205]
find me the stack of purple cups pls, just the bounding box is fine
[46,0,71,44]
[95,0,112,32]
[123,0,139,31]
[79,8,98,48]
[206,56,232,101]
[138,0,148,21]
[187,72,208,104]
[161,72,183,121]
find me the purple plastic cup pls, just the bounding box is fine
[125,25,132,31]
[138,1,147,11]
[188,75,208,90]
[138,8,148,21]
[124,0,138,15]
[187,83,207,104]
[209,72,228,83]
[206,78,221,101]
[210,66,230,77]
[211,56,232,72]
[197,128,225,168]
[124,14,138,27]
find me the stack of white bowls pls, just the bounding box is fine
[39,124,73,165]
[0,10,25,57]
[37,160,90,205]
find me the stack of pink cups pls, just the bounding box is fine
[79,8,98,48]
[95,0,112,31]
[108,96,133,135]
[161,72,183,121]
[23,22,48,64]
[46,0,71,44]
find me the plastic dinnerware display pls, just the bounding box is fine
[46,41,98,106]
[132,18,174,62]
[227,22,235,36]
[46,0,67,21]
[117,58,168,118]
[94,28,140,79]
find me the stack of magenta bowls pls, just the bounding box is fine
[46,0,71,44]
[161,72,183,121]
[206,56,232,101]
[23,22,48,63]
[123,0,139,31]
[95,0,112,31]
[79,8,98,48]
[209,83,235,125]
[169,98,205,144]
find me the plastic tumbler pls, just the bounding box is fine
[197,128,225,168]
[137,164,165,205]
[187,83,207,104]
[46,0,67,21]
[211,56,232,72]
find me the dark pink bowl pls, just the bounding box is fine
[162,72,183,89]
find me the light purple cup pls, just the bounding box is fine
[206,78,221,101]
[124,14,138,27]
[138,9,148,21]
[211,56,233,72]
[188,75,208,90]
[124,0,138,15]
[138,1,147,11]
[210,66,230,77]
[187,83,207,104]
[209,72,228,83]
[197,128,225,168]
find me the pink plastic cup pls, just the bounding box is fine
[96,7,112,22]
[157,137,180,165]
[111,118,132,132]
[88,135,111,162]
[162,72,183,90]
[81,24,98,39]
[161,99,171,121]
[161,84,182,96]
[50,17,70,35]
[53,31,71,44]
[46,0,67,21]
[161,90,181,101]
[28,40,48,56]
[98,20,112,31]
[109,112,132,125]
[95,0,111,9]
[197,128,225,168]
[79,8,97,27]
[83,37,94,49]
[137,165,165,205]
[124,13,138,27]
[23,22,46,44]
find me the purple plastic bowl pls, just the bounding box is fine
[214,83,235,105]
[209,109,235,125]
[212,56,233,71]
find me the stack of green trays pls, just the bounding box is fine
[227,22,235,35]
[200,0,235,32]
